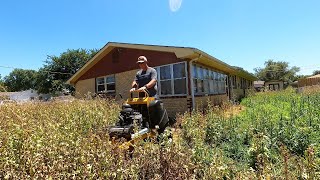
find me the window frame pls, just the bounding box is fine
[155,61,188,97]
[96,74,116,94]
[232,75,237,89]
[192,64,227,95]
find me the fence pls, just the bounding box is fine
[298,77,320,87]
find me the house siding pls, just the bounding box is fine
[231,89,245,101]
[115,69,138,100]
[75,78,96,98]
[195,94,228,110]
[78,48,183,82]
[161,97,189,117]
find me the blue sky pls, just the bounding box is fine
[1,0,319,77]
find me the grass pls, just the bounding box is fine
[0,88,319,179]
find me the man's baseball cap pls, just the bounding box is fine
[137,56,148,63]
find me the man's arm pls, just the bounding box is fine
[130,73,139,92]
[132,80,138,88]
[144,79,157,89]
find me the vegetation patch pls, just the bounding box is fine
[0,89,319,179]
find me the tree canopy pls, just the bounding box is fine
[3,69,38,92]
[35,49,98,94]
[254,60,300,83]
[312,70,320,76]
[0,74,6,92]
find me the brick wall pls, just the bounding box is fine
[195,94,228,110]
[231,89,245,102]
[161,97,188,117]
[75,78,95,98]
[115,69,138,100]
[74,70,138,99]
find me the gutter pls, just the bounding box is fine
[189,54,202,111]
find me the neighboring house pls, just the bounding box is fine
[7,89,38,102]
[0,92,15,104]
[67,42,257,117]
[253,81,265,91]
[0,89,51,103]
[264,80,285,91]
[298,74,320,87]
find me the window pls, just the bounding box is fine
[203,68,209,93]
[214,72,220,94]
[192,64,227,95]
[156,62,187,96]
[209,70,215,94]
[96,75,115,93]
[160,65,172,95]
[269,83,279,91]
[173,63,187,94]
[196,66,204,93]
[248,81,252,89]
[218,74,226,94]
[192,65,198,93]
[232,75,237,89]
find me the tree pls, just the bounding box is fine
[3,69,38,92]
[0,74,7,92]
[233,66,256,77]
[312,70,320,76]
[294,74,307,81]
[254,60,300,83]
[35,49,98,94]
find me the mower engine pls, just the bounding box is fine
[108,104,143,140]
[108,90,170,148]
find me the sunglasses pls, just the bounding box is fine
[137,61,145,64]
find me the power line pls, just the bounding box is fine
[0,65,18,69]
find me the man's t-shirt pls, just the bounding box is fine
[134,67,157,97]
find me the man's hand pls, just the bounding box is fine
[138,86,147,91]
[130,88,136,92]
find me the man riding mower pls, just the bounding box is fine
[108,89,171,150]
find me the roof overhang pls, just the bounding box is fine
[192,49,257,81]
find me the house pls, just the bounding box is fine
[0,92,15,104]
[67,42,257,117]
[9,89,38,101]
[264,80,285,91]
[0,89,51,104]
[298,74,320,87]
[253,81,265,91]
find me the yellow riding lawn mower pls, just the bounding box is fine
[108,90,172,150]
